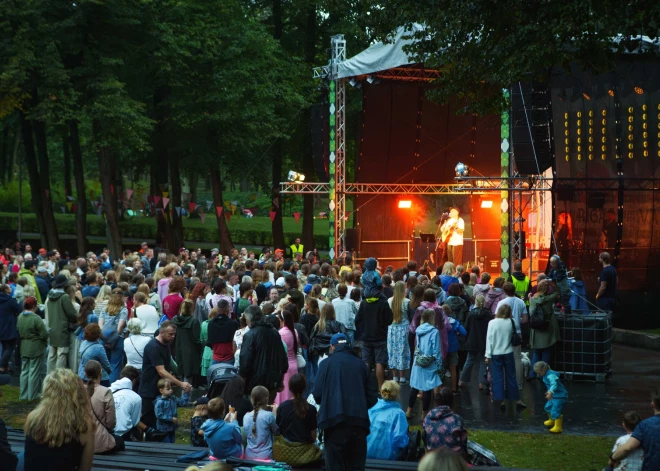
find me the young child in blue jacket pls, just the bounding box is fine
[441,304,467,394]
[199,397,243,459]
[154,378,190,443]
[534,361,568,433]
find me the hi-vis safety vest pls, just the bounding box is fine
[512,275,531,305]
[290,244,304,256]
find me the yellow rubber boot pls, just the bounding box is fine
[549,415,563,433]
[543,414,555,427]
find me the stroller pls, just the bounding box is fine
[207,362,239,399]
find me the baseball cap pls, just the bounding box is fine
[178,247,186,254]
[37,266,48,274]
[194,396,210,406]
[38,248,47,255]
[275,248,284,256]
[211,248,220,253]
[330,333,349,346]
[303,283,312,294]
[0,374,11,386]
[275,277,286,287]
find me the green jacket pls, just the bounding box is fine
[529,292,560,350]
[17,268,41,304]
[46,290,78,348]
[17,311,48,357]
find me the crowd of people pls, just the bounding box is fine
[0,241,658,471]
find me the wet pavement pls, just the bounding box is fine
[398,344,660,436]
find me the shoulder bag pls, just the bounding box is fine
[414,346,435,367]
[529,305,550,331]
[510,318,522,347]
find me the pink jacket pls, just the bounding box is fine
[90,385,117,453]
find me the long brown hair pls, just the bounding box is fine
[314,303,335,334]
[391,281,406,324]
[77,297,96,326]
[409,284,425,311]
[250,386,270,437]
[84,360,102,397]
[190,282,208,303]
[289,374,308,418]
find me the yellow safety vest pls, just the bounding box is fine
[290,244,304,256]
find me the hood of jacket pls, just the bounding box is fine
[511,271,527,281]
[364,257,377,271]
[202,418,229,437]
[416,322,436,337]
[486,288,503,298]
[157,278,170,287]
[172,314,195,329]
[468,307,491,320]
[444,297,464,308]
[426,405,456,423]
[0,292,14,304]
[474,283,490,291]
[47,289,67,301]
[110,377,134,393]
[370,397,401,413]
[570,279,585,288]
[420,300,438,310]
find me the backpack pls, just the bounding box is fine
[529,305,549,331]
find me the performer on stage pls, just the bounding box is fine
[441,208,465,266]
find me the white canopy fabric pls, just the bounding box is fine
[337,24,424,79]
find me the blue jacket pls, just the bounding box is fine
[154,393,190,432]
[367,399,409,460]
[447,317,467,354]
[410,323,443,391]
[543,369,568,400]
[0,293,21,341]
[568,279,588,311]
[313,344,378,431]
[78,340,112,382]
[201,418,243,459]
[35,276,51,305]
[440,275,460,292]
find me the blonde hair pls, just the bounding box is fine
[23,284,36,298]
[25,368,93,448]
[153,267,166,283]
[475,294,485,308]
[105,293,124,316]
[95,285,112,303]
[534,361,549,375]
[137,283,150,297]
[418,448,468,471]
[441,262,455,276]
[185,464,233,471]
[391,281,406,324]
[421,308,436,325]
[380,380,400,401]
[496,303,512,319]
[179,298,194,316]
[314,303,336,334]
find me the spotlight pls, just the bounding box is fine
[480,200,493,209]
[349,78,362,89]
[455,162,469,177]
[366,75,381,85]
[634,86,644,95]
[287,170,306,182]
[398,200,412,209]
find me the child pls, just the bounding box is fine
[190,397,209,447]
[350,285,362,306]
[533,361,568,433]
[367,380,409,460]
[361,257,382,298]
[154,378,190,443]
[242,385,280,460]
[442,304,467,395]
[607,411,644,471]
[200,398,242,460]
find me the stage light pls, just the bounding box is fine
[366,75,381,85]
[455,162,469,177]
[634,86,644,95]
[480,200,493,209]
[349,78,362,89]
[608,89,615,97]
[287,170,306,182]
[398,200,412,209]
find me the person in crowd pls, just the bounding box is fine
[410,289,450,363]
[485,304,524,409]
[162,276,186,320]
[17,296,48,400]
[440,262,460,292]
[78,323,112,386]
[35,266,51,302]
[366,380,409,460]
[243,385,279,460]
[207,279,234,313]
[418,448,468,471]
[154,378,190,443]
[18,260,41,304]
[461,273,473,302]
[548,255,571,313]
[232,313,250,368]
[98,292,128,383]
[276,311,301,405]
[138,321,193,428]
[189,396,209,447]
[0,284,21,373]
[240,305,289,403]
[459,294,491,391]
[445,282,468,324]
[569,267,588,311]
[172,298,202,385]
[85,360,125,454]
[407,309,443,420]
[510,261,531,303]
[382,274,394,298]
[596,252,618,312]
[157,264,177,302]
[200,307,217,378]
[93,285,113,317]
[443,304,467,395]
[208,299,239,366]
[237,281,254,317]
[142,279,163,315]
[314,333,377,470]
[201,397,243,459]
[46,274,78,372]
[190,282,209,324]
[484,277,507,315]
[310,303,346,359]
[496,282,526,390]
[81,272,101,298]
[606,412,644,471]
[527,280,560,380]
[387,280,411,384]
[473,272,491,301]
[76,297,98,337]
[332,284,357,346]
[133,292,160,337]
[610,388,660,470]
[534,361,568,433]
[220,375,253,426]
[124,318,150,371]
[23,368,95,471]
[422,387,468,458]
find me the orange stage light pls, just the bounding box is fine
[480,200,493,208]
[398,200,412,209]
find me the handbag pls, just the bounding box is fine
[272,435,322,466]
[510,318,522,347]
[414,346,435,367]
[296,348,306,369]
[529,306,549,331]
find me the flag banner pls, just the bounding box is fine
[293,212,301,224]
[162,197,170,209]
[225,212,231,222]
[216,206,223,217]
[126,189,133,200]
[269,211,276,222]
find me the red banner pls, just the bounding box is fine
[216,206,223,217]
[293,212,301,224]
[269,211,276,222]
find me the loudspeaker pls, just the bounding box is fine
[511,82,553,175]
[475,240,500,273]
[587,192,606,209]
[310,104,329,181]
[514,231,527,259]
[556,186,575,201]
[345,228,360,252]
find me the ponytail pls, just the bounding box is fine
[249,386,270,438]
[84,360,102,397]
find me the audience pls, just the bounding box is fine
[16,297,48,400]
[422,387,467,459]
[367,380,409,460]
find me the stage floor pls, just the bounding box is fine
[400,344,660,436]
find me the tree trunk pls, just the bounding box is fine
[70,120,87,256]
[152,85,174,250]
[94,120,122,259]
[169,156,184,249]
[210,167,234,255]
[63,134,73,197]
[271,140,285,249]
[32,119,60,249]
[0,125,8,184]
[9,130,20,183]
[19,113,48,248]
[188,169,199,219]
[301,4,317,252]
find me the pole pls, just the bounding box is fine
[500,88,512,279]
[18,157,22,242]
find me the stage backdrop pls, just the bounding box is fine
[353,81,501,264]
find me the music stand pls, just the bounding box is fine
[420,233,436,243]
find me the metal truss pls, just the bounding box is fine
[456,177,660,192]
[313,66,439,82]
[331,35,347,260]
[280,182,471,195]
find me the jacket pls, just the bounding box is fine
[239,321,289,391]
[355,294,393,343]
[18,268,41,304]
[484,288,507,315]
[428,283,447,305]
[90,385,117,453]
[569,279,588,311]
[0,293,21,341]
[366,399,409,460]
[464,307,492,352]
[410,323,443,391]
[511,271,531,304]
[529,292,561,349]
[310,320,346,355]
[299,313,319,339]
[333,296,358,331]
[542,369,568,400]
[410,302,449,360]
[473,283,491,301]
[313,344,377,431]
[78,340,112,382]
[171,315,202,377]
[17,311,48,357]
[35,276,51,304]
[444,296,468,323]
[422,406,467,457]
[447,317,467,354]
[154,392,189,433]
[440,275,460,292]
[157,277,172,302]
[46,289,78,348]
[206,315,238,346]
[202,418,243,459]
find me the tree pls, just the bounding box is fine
[370,1,660,114]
